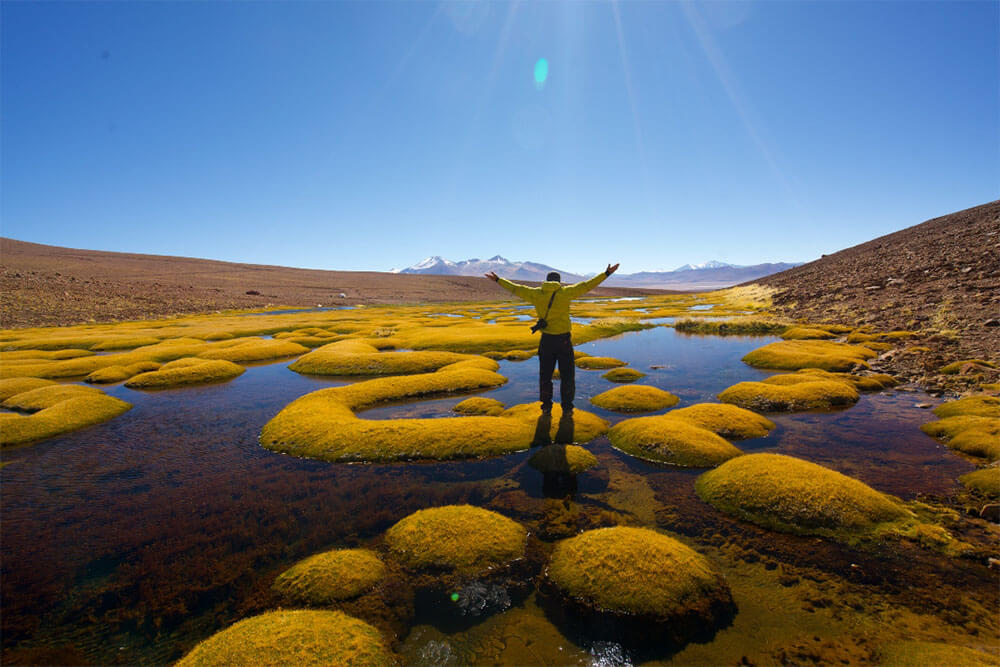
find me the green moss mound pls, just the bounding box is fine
[695,453,912,537]
[875,641,997,667]
[576,356,627,370]
[452,397,506,416]
[499,403,610,444]
[959,467,1000,498]
[85,362,161,384]
[742,340,876,372]
[0,377,57,401]
[547,526,732,618]
[718,379,859,412]
[601,367,646,383]
[762,368,896,391]
[90,336,161,351]
[948,427,1000,461]
[590,385,680,413]
[920,415,1000,441]
[665,403,776,440]
[940,359,997,375]
[272,548,386,604]
[175,610,394,667]
[932,396,1000,419]
[199,338,308,363]
[0,385,132,447]
[608,415,743,467]
[528,444,599,474]
[290,339,482,376]
[674,318,787,335]
[384,505,527,575]
[780,326,836,340]
[125,359,245,388]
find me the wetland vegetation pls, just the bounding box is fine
[1,290,997,665]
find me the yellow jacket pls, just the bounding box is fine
[497,272,609,335]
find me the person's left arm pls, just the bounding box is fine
[564,263,620,298]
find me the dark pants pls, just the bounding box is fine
[538,332,575,410]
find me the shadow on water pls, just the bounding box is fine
[0,326,993,665]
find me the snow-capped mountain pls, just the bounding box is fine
[393,256,801,290]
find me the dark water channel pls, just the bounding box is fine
[0,326,986,665]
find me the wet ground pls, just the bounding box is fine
[1,326,996,665]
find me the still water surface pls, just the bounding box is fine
[0,326,987,665]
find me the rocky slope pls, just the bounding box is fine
[751,200,1000,392]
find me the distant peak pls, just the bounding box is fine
[488,254,508,262]
[674,260,735,271]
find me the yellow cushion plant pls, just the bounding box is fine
[608,415,744,467]
[197,337,308,363]
[498,403,610,443]
[674,318,788,336]
[664,403,776,440]
[175,610,394,667]
[940,359,997,375]
[452,397,506,416]
[718,379,859,412]
[85,362,161,384]
[125,358,245,389]
[780,326,836,340]
[958,467,999,498]
[874,641,997,667]
[0,382,131,447]
[742,340,877,372]
[921,415,1000,462]
[384,505,527,575]
[272,548,386,605]
[695,453,914,540]
[546,526,733,619]
[932,396,1000,419]
[602,367,646,383]
[590,385,679,412]
[576,356,627,370]
[289,339,482,376]
[0,377,57,401]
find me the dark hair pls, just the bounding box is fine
[546,272,561,282]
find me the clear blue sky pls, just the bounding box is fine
[2,1,997,274]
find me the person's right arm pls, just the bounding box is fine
[495,276,538,301]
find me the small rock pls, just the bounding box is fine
[981,504,1000,523]
[961,266,973,273]
[914,403,932,409]
[985,319,999,327]
[245,290,261,295]
[865,286,881,291]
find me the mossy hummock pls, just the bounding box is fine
[920,415,1000,461]
[85,361,161,384]
[664,403,776,440]
[601,367,646,383]
[939,359,998,375]
[452,396,506,416]
[780,326,836,340]
[875,641,997,667]
[546,526,734,641]
[198,337,308,363]
[0,383,132,447]
[742,340,876,372]
[718,378,859,412]
[0,377,57,401]
[761,368,896,391]
[608,415,743,467]
[528,444,599,474]
[290,339,486,376]
[175,610,394,667]
[695,453,912,538]
[125,358,246,388]
[575,356,628,370]
[272,548,386,604]
[959,467,1000,498]
[384,505,527,575]
[932,396,1000,419]
[590,385,680,413]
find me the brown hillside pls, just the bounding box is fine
[751,200,1000,390]
[0,238,666,328]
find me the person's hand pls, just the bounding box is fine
[606,263,620,276]
[485,271,499,282]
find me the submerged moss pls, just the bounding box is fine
[601,367,646,383]
[272,548,386,605]
[608,415,743,467]
[665,403,776,440]
[452,397,506,416]
[742,340,876,372]
[546,526,732,618]
[590,385,680,413]
[384,505,527,575]
[176,610,394,667]
[126,358,245,389]
[695,453,912,538]
[718,379,859,412]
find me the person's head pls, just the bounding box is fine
[546,271,561,283]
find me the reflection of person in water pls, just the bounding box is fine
[486,263,619,415]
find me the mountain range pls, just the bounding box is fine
[392,256,801,290]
